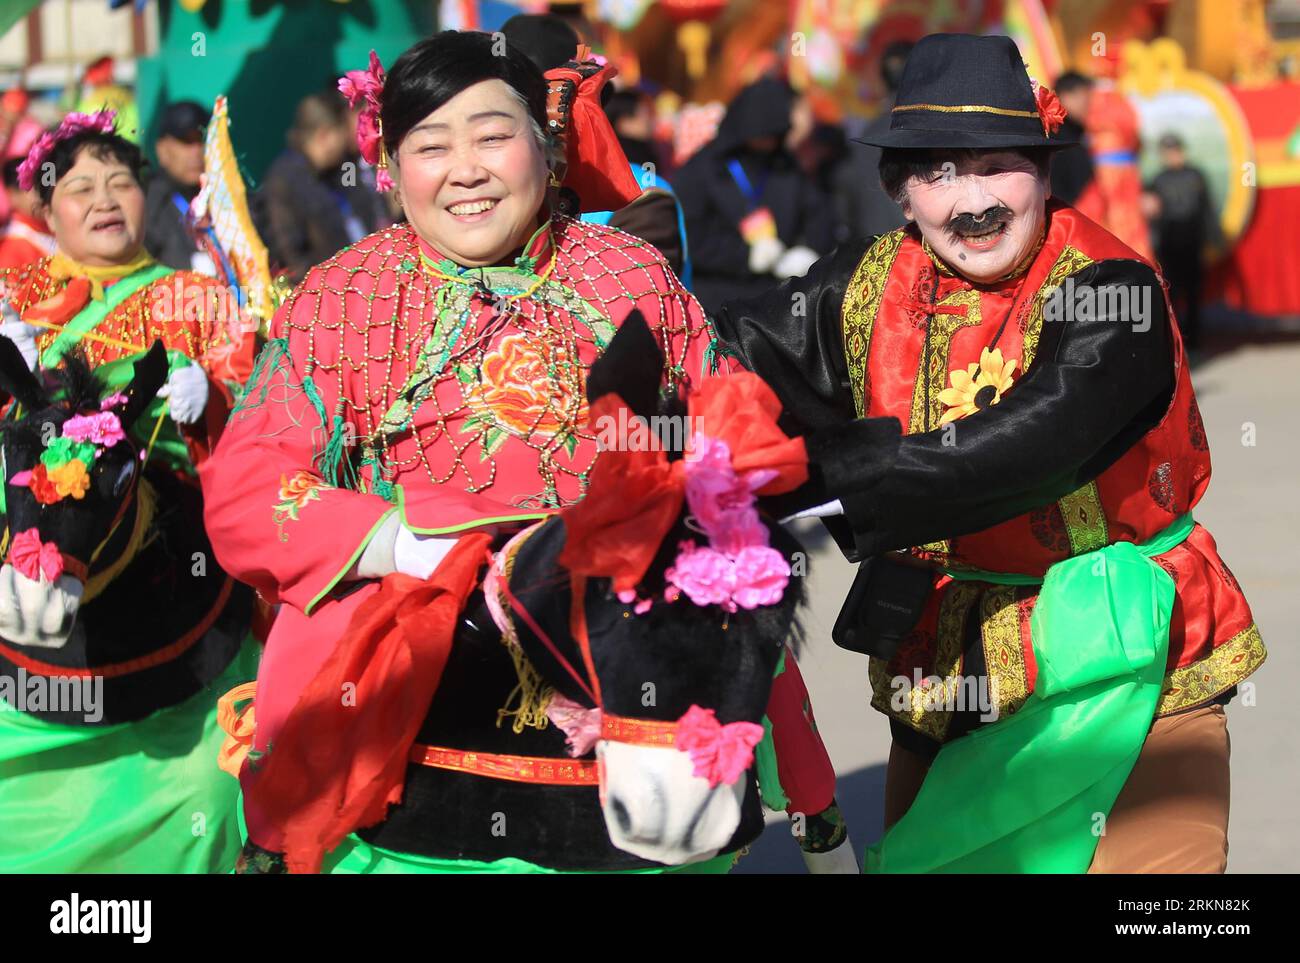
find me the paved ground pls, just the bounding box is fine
[736,337,1300,873]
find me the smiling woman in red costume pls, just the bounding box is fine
[202,30,847,874]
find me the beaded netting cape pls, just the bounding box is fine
[233,216,719,530]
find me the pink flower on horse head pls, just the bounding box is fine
[17,109,118,191]
[674,705,765,787]
[664,541,737,610]
[62,410,125,447]
[683,434,768,556]
[730,545,790,610]
[7,528,63,583]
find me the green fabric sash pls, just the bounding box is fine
[866,513,1194,874]
[321,833,737,874]
[39,262,173,369]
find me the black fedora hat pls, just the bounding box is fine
[856,34,1076,151]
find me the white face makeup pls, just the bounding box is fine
[899,150,1050,284]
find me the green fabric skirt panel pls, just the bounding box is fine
[322,834,738,875]
[0,637,260,874]
[867,514,1193,874]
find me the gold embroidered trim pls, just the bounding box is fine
[1021,245,1094,370]
[1058,481,1110,555]
[893,103,1040,119]
[841,230,906,417]
[980,585,1032,720]
[869,581,979,741]
[907,288,985,434]
[1156,622,1267,716]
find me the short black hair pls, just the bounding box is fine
[1054,71,1094,95]
[381,30,548,159]
[878,147,1051,203]
[500,13,580,72]
[34,130,146,205]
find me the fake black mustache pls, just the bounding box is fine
[945,205,1014,238]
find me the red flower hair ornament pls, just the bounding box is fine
[338,51,393,192]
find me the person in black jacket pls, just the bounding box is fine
[143,101,212,273]
[674,77,839,313]
[261,91,388,283]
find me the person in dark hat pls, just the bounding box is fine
[709,33,1262,874]
[144,100,213,272]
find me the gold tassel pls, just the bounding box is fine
[491,528,556,733]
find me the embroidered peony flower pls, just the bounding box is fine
[47,459,90,500]
[938,347,1018,426]
[674,705,765,788]
[1031,80,1068,137]
[664,540,737,610]
[464,333,586,443]
[729,545,791,610]
[7,528,63,583]
[277,470,325,511]
[62,410,125,447]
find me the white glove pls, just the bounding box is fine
[747,236,786,275]
[773,245,820,280]
[393,525,458,580]
[0,301,41,371]
[0,564,84,649]
[156,360,210,425]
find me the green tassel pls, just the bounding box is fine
[231,337,292,416]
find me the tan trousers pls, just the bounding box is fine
[883,703,1231,873]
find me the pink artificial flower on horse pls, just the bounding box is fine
[62,410,125,448]
[7,528,63,583]
[675,705,765,787]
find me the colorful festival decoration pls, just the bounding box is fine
[190,96,278,331]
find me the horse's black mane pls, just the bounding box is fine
[1,351,105,448]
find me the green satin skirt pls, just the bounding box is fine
[322,833,739,875]
[0,639,259,873]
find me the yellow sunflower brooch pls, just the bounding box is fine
[938,347,1018,426]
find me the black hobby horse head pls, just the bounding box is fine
[491,311,807,865]
[0,338,169,648]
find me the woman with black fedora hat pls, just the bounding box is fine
[711,33,1264,874]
